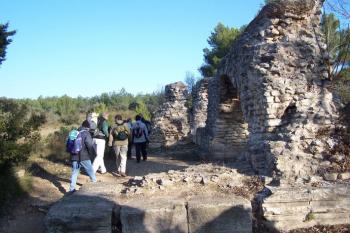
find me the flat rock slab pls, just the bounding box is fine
[45,194,116,233]
[187,195,252,233]
[45,182,119,233]
[44,177,254,233]
[120,198,188,233]
[262,184,350,231]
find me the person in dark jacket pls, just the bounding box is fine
[139,113,152,135]
[125,118,133,159]
[132,115,149,163]
[69,120,97,192]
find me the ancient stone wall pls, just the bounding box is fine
[149,82,190,149]
[190,77,209,144]
[199,75,249,159]
[202,0,339,181]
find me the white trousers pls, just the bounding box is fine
[114,145,128,174]
[92,138,106,173]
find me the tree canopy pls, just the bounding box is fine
[199,23,242,78]
[321,13,350,80]
[0,23,16,66]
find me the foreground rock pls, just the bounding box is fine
[259,183,350,232]
[45,193,116,233]
[121,199,187,233]
[45,163,257,233]
[45,162,350,232]
[187,196,251,233]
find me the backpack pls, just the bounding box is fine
[133,123,144,138]
[94,117,106,138]
[66,129,84,154]
[113,124,129,141]
[86,120,97,137]
[144,121,152,135]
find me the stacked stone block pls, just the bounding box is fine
[149,82,190,149]
[201,75,249,159]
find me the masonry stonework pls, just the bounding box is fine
[149,82,191,149]
[190,77,209,144]
[200,0,339,182]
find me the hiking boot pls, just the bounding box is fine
[67,189,76,195]
[120,172,127,177]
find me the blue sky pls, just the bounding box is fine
[0,0,264,99]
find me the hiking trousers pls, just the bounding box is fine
[92,138,107,173]
[135,142,147,162]
[114,145,128,174]
[70,160,96,192]
[127,140,133,159]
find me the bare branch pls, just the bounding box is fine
[327,0,350,20]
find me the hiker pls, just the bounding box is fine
[132,114,149,163]
[109,115,130,177]
[92,112,109,174]
[85,112,98,137]
[126,118,133,159]
[139,113,152,135]
[68,120,96,193]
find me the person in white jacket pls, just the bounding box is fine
[132,115,149,163]
[92,112,109,174]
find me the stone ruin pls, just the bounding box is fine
[45,1,350,232]
[190,77,209,145]
[148,81,191,150]
[199,0,339,182]
[192,0,349,230]
[198,75,250,160]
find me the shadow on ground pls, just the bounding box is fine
[103,151,198,177]
[29,163,71,195]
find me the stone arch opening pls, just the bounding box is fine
[209,75,249,159]
[280,103,297,126]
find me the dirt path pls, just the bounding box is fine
[0,152,198,233]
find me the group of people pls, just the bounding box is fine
[68,112,151,193]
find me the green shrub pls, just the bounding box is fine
[0,98,46,166]
[45,127,71,164]
[135,101,151,120]
[0,99,45,213]
[304,212,315,222]
[46,127,70,149]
